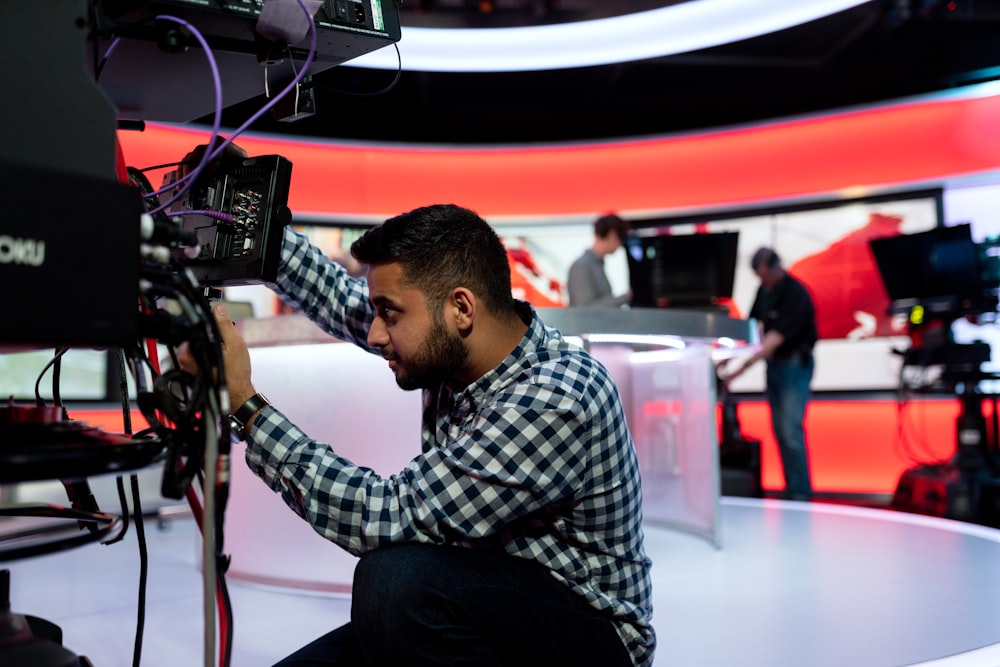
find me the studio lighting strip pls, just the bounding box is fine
[349,0,872,72]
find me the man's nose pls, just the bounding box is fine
[367,318,388,348]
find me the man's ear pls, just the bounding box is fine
[449,287,476,333]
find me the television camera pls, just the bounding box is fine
[0,1,400,665]
[869,223,1000,525]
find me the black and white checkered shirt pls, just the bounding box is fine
[245,228,655,665]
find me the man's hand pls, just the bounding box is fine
[720,360,749,391]
[716,358,744,392]
[178,303,257,410]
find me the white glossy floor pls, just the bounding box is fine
[4,496,1000,667]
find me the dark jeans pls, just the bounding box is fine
[766,354,814,499]
[273,543,631,667]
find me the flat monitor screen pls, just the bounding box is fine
[869,223,985,303]
[625,231,739,308]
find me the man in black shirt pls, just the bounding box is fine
[726,247,818,501]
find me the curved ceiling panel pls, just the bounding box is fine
[351,0,873,72]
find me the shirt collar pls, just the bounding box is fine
[451,301,551,406]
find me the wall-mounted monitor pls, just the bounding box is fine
[625,231,739,309]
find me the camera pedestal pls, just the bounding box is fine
[0,570,91,667]
[892,383,1000,527]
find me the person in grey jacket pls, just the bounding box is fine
[567,213,631,307]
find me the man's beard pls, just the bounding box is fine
[391,320,468,391]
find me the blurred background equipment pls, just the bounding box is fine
[870,223,1000,525]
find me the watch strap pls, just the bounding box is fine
[230,393,269,440]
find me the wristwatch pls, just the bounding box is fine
[228,393,269,441]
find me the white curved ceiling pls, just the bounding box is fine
[350,0,873,72]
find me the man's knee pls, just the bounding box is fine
[351,544,441,628]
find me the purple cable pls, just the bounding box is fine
[119,2,317,220]
[174,209,236,223]
[146,14,225,216]
[205,0,318,164]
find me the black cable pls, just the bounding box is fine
[51,353,61,406]
[130,474,148,667]
[313,43,402,97]
[104,348,136,546]
[109,477,131,546]
[139,159,197,173]
[32,348,69,407]
[992,396,999,459]
[103,347,148,665]
[0,506,124,561]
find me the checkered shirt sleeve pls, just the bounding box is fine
[268,226,376,350]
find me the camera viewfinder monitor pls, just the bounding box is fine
[625,231,739,309]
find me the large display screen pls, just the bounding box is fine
[629,189,943,391]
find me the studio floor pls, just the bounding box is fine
[4,496,1000,667]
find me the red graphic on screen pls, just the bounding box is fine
[506,240,565,307]
[788,213,907,340]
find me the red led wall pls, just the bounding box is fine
[117,87,1000,219]
[735,398,977,495]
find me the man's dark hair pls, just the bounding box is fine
[594,213,630,241]
[751,247,781,271]
[351,204,517,318]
